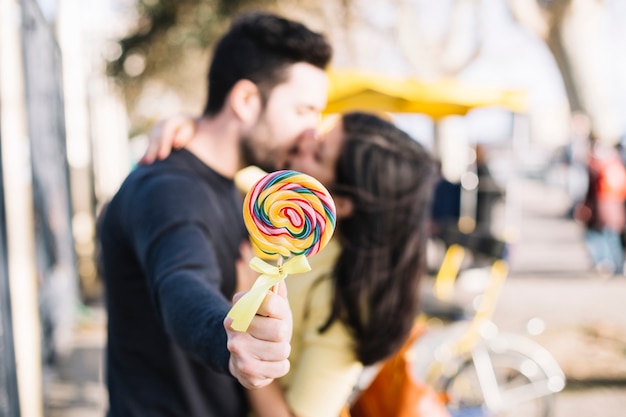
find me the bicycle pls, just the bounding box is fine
[412,238,566,417]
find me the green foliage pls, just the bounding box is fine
[107,0,276,85]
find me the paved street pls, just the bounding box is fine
[500,180,626,417]
[43,179,626,416]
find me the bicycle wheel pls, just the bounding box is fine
[441,344,556,417]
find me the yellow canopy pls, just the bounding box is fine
[325,69,527,119]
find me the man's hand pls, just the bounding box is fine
[140,114,196,165]
[224,280,292,389]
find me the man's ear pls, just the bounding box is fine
[335,196,354,219]
[229,79,261,124]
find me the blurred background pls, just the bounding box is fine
[0,0,625,416]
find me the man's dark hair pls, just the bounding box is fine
[203,11,332,116]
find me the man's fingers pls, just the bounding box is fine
[254,284,289,319]
[225,315,291,389]
[271,279,288,299]
[229,289,290,341]
[246,313,291,344]
[226,321,291,361]
[228,354,290,390]
[224,279,293,388]
[249,286,292,342]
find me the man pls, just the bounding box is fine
[98,12,332,417]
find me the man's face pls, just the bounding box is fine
[284,117,344,188]
[240,63,328,173]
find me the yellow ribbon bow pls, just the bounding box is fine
[227,254,311,332]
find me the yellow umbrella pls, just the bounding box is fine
[325,69,527,119]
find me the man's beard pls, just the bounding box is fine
[240,135,277,173]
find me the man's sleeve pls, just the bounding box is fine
[124,173,233,373]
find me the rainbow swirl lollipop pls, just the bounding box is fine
[227,170,336,331]
[244,170,336,259]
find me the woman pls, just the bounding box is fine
[144,112,436,417]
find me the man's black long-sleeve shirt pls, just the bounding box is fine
[99,149,249,417]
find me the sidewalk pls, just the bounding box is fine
[43,304,107,417]
[497,180,626,385]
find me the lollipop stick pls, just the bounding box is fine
[271,257,283,294]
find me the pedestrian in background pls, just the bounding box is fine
[575,135,626,275]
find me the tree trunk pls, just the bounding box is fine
[509,0,620,141]
[544,9,584,113]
